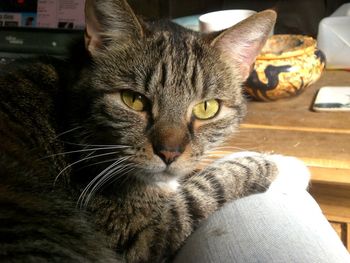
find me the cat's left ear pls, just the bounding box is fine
[84,0,144,54]
[209,10,276,80]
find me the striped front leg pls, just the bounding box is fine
[179,154,278,227]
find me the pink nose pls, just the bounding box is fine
[158,150,181,165]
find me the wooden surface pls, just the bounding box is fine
[310,183,350,250]
[223,69,350,249]
[225,70,350,182]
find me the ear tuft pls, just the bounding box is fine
[84,0,144,55]
[210,10,277,80]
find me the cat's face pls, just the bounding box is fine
[78,29,246,182]
[73,0,275,183]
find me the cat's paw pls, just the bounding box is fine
[267,155,311,193]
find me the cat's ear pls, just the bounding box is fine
[84,0,144,54]
[208,10,276,80]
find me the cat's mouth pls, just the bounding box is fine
[141,166,177,178]
[124,150,196,183]
[135,162,192,183]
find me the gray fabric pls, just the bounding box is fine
[174,190,350,263]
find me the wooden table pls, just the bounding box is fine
[226,70,350,250]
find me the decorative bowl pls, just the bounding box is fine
[245,34,326,101]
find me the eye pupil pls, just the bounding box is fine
[193,99,220,120]
[121,90,147,112]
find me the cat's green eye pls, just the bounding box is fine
[121,90,148,112]
[192,99,220,120]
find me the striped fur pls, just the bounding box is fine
[90,156,277,262]
[0,1,277,262]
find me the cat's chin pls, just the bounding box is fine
[134,167,190,185]
[137,170,179,184]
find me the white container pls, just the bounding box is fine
[330,3,350,16]
[317,3,350,69]
[198,9,256,33]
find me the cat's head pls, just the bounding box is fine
[73,0,276,183]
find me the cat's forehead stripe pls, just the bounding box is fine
[144,33,206,98]
[96,28,234,102]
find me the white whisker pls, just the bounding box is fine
[54,151,121,186]
[42,145,130,159]
[209,145,250,152]
[82,164,135,208]
[54,126,83,139]
[59,141,131,148]
[106,166,137,193]
[78,157,130,201]
[77,157,120,170]
[77,156,132,208]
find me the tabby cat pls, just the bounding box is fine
[0,0,282,262]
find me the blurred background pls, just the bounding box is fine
[129,0,348,38]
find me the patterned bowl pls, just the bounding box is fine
[245,34,326,101]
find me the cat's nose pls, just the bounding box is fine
[157,149,182,165]
[150,122,189,166]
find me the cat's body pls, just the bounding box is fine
[0,1,280,262]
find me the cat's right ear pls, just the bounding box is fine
[207,10,276,80]
[84,0,144,55]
